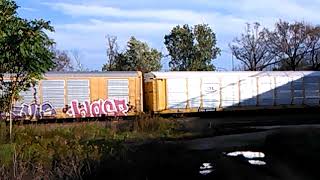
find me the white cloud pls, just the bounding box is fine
[196,0,320,22]
[20,7,37,12]
[43,0,320,70]
[45,2,214,24]
[56,19,176,34]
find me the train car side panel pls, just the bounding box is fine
[129,77,137,114]
[134,73,143,113]
[187,78,201,108]
[5,72,143,120]
[304,75,320,105]
[156,79,167,112]
[144,81,154,112]
[144,71,320,114]
[143,78,167,113]
[201,77,221,109]
[167,78,187,109]
[90,78,100,101]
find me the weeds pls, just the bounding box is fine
[0,114,182,179]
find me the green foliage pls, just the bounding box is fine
[102,36,162,73]
[0,123,124,179]
[0,144,14,166]
[0,115,183,179]
[0,0,55,113]
[164,24,220,71]
[133,114,177,137]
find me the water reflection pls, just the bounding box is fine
[248,160,267,166]
[225,151,267,166]
[199,163,215,175]
[226,151,265,159]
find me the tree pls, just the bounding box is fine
[305,26,320,70]
[164,24,220,71]
[125,37,162,73]
[264,20,314,71]
[51,48,74,72]
[102,36,162,73]
[71,49,88,72]
[102,35,119,71]
[0,0,55,138]
[230,23,276,71]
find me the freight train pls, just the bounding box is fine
[3,71,320,120]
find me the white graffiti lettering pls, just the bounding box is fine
[11,102,56,119]
[66,99,129,117]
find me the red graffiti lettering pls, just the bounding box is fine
[90,100,101,117]
[102,100,116,115]
[114,99,129,116]
[69,100,80,117]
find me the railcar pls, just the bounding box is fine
[144,71,320,114]
[5,71,320,120]
[7,71,143,120]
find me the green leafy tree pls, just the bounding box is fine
[102,36,162,73]
[0,0,55,137]
[164,24,220,71]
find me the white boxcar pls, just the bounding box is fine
[144,71,320,113]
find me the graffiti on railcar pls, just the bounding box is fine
[65,99,129,118]
[11,102,57,119]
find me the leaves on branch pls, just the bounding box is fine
[164,24,220,71]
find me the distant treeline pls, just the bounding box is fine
[53,21,320,73]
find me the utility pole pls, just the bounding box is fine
[221,49,235,71]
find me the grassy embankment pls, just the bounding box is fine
[0,114,190,180]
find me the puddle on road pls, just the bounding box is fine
[199,163,215,175]
[224,151,267,166]
[226,151,265,159]
[198,151,267,176]
[248,160,267,166]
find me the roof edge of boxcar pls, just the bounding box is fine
[145,71,320,79]
[44,71,141,77]
[2,71,142,78]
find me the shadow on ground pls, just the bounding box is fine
[86,125,320,180]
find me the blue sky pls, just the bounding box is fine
[16,0,320,71]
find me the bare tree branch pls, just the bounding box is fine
[70,49,88,72]
[230,22,276,71]
[264,20,316,71]
[103,35,119,71]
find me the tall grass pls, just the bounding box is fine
[133,113,178,137]
[0,114,181,179]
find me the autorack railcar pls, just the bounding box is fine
[144,71,320,114]
[8,71,143,120]
[5,71,320,120]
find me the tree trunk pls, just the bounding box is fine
[9,84,16,140]
[9,94,14,140]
